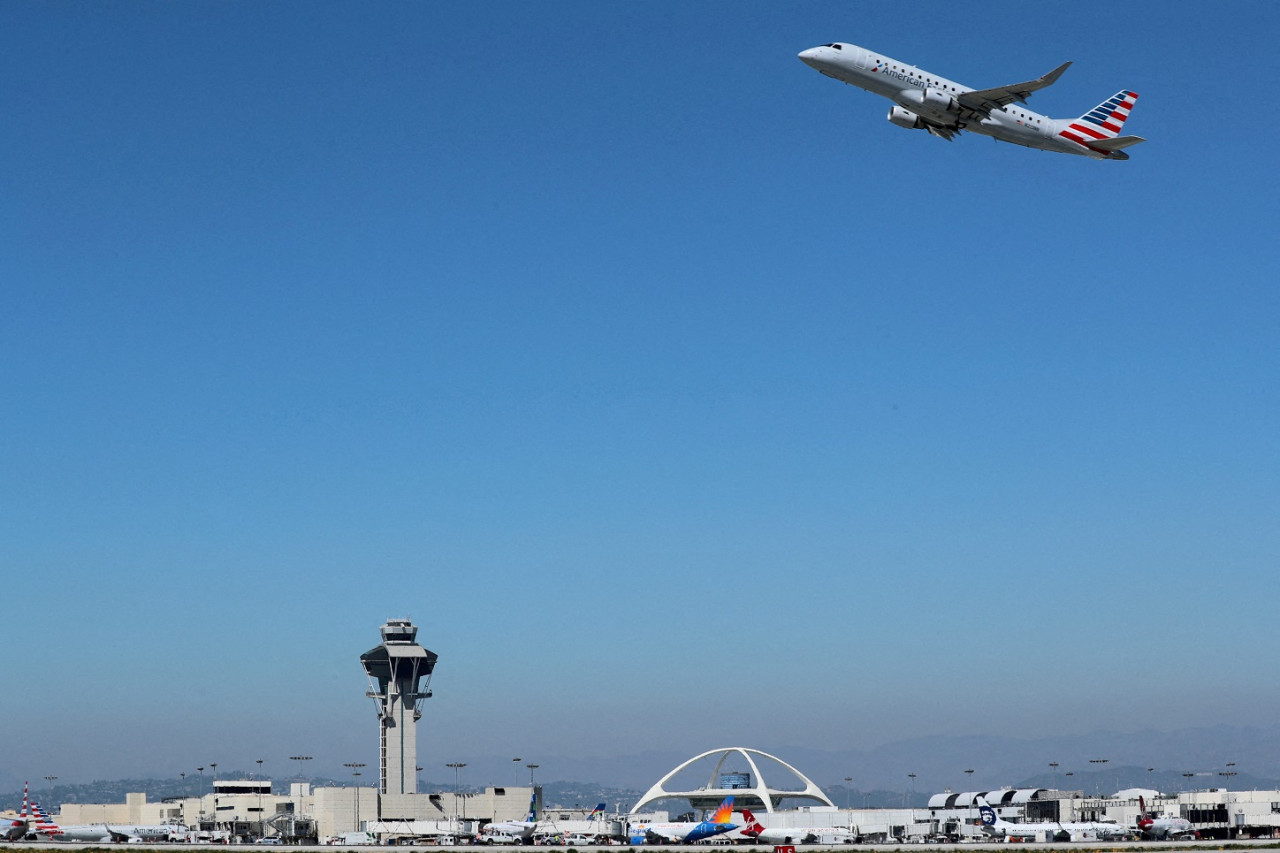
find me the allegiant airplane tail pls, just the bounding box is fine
[710,797,735,824]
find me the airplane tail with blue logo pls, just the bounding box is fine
[1059,90,1145,158]
[587,803,605,821]
[525,792,538,822]
[977,797,1007,835]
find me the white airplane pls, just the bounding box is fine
[630,797,738,844]
[478,792,544,844]
[29,801,184,843]
[978,797,1133,841]
[798,42,1143,159]
[1138,796,1197,840]
[740,809,858,845]
[4,784,32,841]
[0,815,25,842]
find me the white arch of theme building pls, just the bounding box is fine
[631,747,835,814]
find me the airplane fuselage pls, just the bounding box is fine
[798,43,1134,159]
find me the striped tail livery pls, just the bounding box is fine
[1056,90,1144,159]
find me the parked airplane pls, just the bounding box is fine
[0,815,25,842]
[632,797,738,844]
[798,42,1143,159]
[1138,796,1197,839]
[29,801,183,843]
[740,809,858,845]
[4,784,33,841]
[478,792,542,844]
[978,797,1133,841]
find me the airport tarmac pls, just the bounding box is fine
[7,842,1280,852]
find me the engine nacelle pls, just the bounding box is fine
[888,106,926,130]
[900,87,958,116]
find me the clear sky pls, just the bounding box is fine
[2,0,1277,792]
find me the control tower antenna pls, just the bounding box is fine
[360,618,438,795]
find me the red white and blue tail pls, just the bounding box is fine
[1076,90,1139,137]
[1057,90,1144,158]
[29,801,61,835]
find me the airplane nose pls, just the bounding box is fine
[798,47,821,66]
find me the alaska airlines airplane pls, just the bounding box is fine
[978,797,1134,841]
[632,797,738,844]
[798,43,1143,159]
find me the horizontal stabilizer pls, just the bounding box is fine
[1090,135,1145,151]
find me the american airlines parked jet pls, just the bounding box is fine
[29,801,183,843]
[798,42,1143,159]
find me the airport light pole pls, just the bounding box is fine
[1089,759,1108,797]
[447,763,467,833]
[907,773,916,808]
[209,764,219,835]
[256,760,264,839]
[1049,762,1059,790]
[844,777,852,811]
[344,763,367,833]
[526,763,539,817]
[290,756,312,824]
[964,770,975,831]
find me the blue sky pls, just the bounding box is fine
[3,1,1277,792]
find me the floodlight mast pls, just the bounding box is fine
[360,618,438,795]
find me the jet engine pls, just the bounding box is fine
[887,106,926,130]
[900,86,958,116]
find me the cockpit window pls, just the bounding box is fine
[822,43,843,50]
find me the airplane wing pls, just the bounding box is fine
[958,61,1072,116]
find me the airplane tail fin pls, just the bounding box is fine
[977,797,1000,832]
[741,809,766,837]
[30,802,60,834]
[587,803,605,821]
[1056,90,1142,156]
[1138,795,1153,829]
[710,797,735,824]
[526,792,538,823]
[1064,90,1139,139]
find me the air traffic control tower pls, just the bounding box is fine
[361,618,438,795]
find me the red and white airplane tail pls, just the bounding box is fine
[740,809,767,838]
[1058,90,1144,156]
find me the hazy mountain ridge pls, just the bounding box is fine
[5,724,1277,813]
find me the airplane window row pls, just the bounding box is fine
[823,43,843,50]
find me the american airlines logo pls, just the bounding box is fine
[876,65,927,89]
